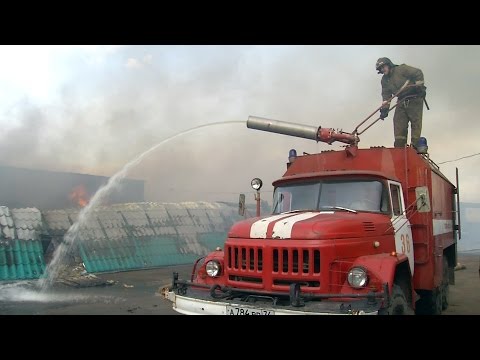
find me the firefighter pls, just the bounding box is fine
[376,57,427,148]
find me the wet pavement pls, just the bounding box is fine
[0,254,478,315]
[0,265,192,315]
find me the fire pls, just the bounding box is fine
[69,185,90,208]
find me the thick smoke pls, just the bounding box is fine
[0,45,478,204]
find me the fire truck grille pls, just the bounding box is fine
[226,246,320,276]
[226,246,263,272]
[273,279,320,287]
[228,275,262,284]
[272,248,320,275]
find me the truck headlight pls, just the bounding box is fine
[205,260,221,277]
[251,178,263,191]
[347,267,368,288]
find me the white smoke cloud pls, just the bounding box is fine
[125,58,143,69]
[0,45,479,204]
[143,54,153,64]
[125,54,153,69]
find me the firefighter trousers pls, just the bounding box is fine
[393,97,424,148]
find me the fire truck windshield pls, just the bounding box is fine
[272,179,388,214]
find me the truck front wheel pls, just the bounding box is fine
[378,284,414,315]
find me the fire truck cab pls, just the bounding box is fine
[162,118,459,315]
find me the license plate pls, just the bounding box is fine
[226,305,275,315]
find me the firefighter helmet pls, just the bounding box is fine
[376,57,395,74]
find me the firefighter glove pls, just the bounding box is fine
[380,107,389,120]
[417,86,426,98]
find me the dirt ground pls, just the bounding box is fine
[0,253,478,315]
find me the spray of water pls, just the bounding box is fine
[0,281,120,304]
[40,121,244,291]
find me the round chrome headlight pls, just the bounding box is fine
[205,260,221,277]
[347,267,368,288]
[251,178,263,191]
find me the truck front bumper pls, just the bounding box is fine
[161,287,382,315]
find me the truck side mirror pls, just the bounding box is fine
[415,186,431,213]
[238,193,246,216]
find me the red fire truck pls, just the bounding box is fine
[162,115,460,315]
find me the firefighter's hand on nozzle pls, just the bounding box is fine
[380,108,389,120]
[417,87,426,98]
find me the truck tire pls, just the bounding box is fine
[441,256,449,310]
[378,284,414,315]
[416,288,442,315]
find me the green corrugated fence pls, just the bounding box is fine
[0,202,243,278]
[0,240,46,280]
[71,203,236,273]
[78,234,217,273]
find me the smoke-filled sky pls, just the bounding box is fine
[0,45,479,205]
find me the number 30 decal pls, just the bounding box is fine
[400,234,411,253]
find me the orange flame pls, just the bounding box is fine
[69,185,90,208]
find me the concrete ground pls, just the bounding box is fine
[0,253,478,315]
[443,252,480,315]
